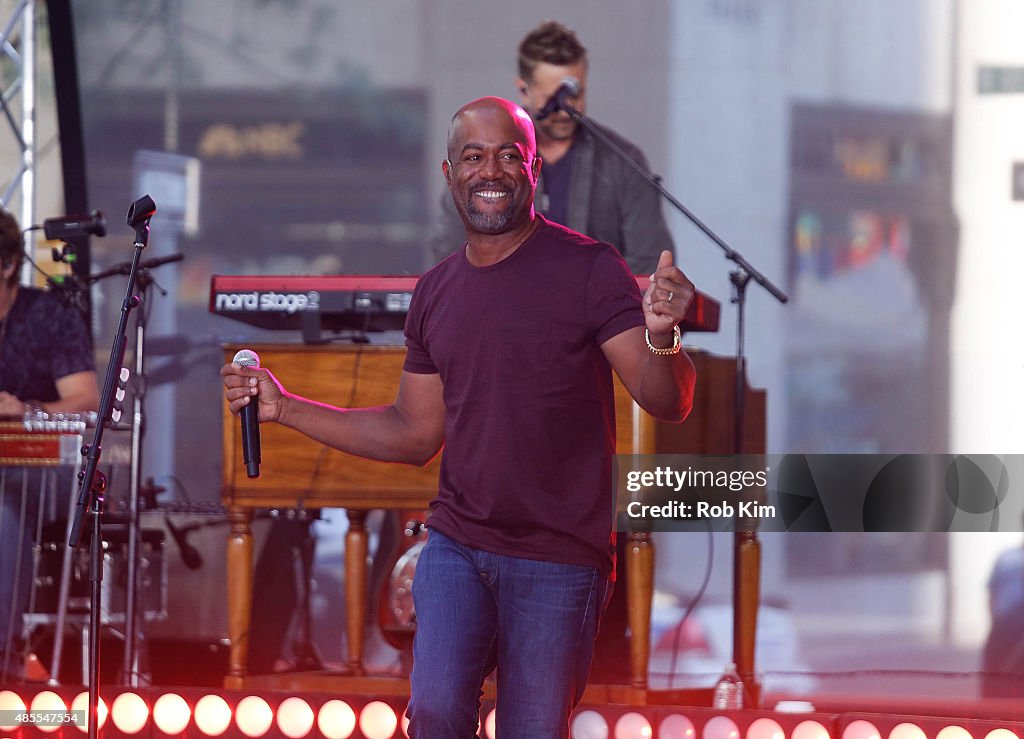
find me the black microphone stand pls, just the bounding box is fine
[43,253,182,685]
[115,255,182,687]
[560,102,788,705]
[68,195,157,739]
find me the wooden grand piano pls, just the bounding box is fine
[216,275,765,702]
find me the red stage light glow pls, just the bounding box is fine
[153,692,192,735]
[317,699,357,739]
[235,695,274,738]
[748,717,786,739]
[194,694,232,736]
[0,690,27,732]
[30,690,68,734]
[359,700,398,739]
[111,692,150,735]
[615,710,654,738]
[659,714,698,739]
[71,691,109,733]
[704,715,742,739]
[276,697,315,739]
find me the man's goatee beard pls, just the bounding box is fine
[465,199,517,234]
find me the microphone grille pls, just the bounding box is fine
[562,76,581,95]
[232,349,260,368]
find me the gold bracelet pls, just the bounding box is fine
[645,326,682,355]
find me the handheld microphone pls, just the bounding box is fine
[165,516,203,570]
[42,210,107,241]
[233,349,262,478]
[535,77,581,121]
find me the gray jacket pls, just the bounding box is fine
[427,120,674,274]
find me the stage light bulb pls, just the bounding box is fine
[277,697,315,739]
[153,691,192,732]
[71,691,109,733]
[0,691,27,731]
[111,692,149,734]
[844,721,881,739]
[704,716,741,739]
[659,715,697,739]
[402,708,411,737]
[890,723,927,739]
[615,711,653,739]
[194,694,232,736]
[317,700,356,739]
[572,710,610,739]
[153,693,191,734]
[792,721,830,739]
[31,691,68,734]
[748,718,785,739]
[359,701,398,739]
[485,708,496,739]
[937,727,973,739]
[984,730,1020,739]
[236,696,273,737]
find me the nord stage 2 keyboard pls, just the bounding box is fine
[209,274,720,344]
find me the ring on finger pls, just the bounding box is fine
[667,291,674,303]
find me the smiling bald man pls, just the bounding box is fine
[222,97,696,737]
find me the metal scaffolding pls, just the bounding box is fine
[0,0,36,283]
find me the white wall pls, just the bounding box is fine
[949,0,1024,643]
[951,0,1024,456]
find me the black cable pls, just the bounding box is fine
[665,520,715,689]
[158,474,194,503]
[16,227,92,315]
[18,227,70,282]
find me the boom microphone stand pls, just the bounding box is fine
[68,195,157,739]
[86,251,184,686]
[556,98,788,704]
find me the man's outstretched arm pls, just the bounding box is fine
[221,363,445,467]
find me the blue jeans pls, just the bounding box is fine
[407,529,608,739]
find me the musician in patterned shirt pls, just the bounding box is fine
[0,208,98,679]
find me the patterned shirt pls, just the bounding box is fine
[0,286,94,403]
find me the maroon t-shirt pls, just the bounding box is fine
[403,216,644,576]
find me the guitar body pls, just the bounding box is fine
[376,510,429,656]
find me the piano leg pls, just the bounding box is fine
[627,531,654,690]
[226,507,253,689]
[345,509,368,676]
[734,530,762,707]
[625,399,657,690]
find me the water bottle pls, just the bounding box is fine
[712,662,744,709]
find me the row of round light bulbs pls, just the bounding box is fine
[0,690,415,739]
[3,691,1020,739]
[570,712,1024,739]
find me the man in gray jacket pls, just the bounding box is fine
[428,20,674,275]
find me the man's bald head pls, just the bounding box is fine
[442,96,542,238]
[446,97,537,162]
